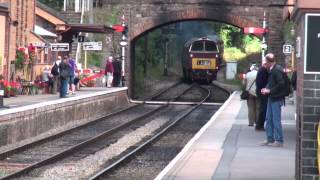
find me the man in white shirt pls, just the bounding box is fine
[245,64,259,126]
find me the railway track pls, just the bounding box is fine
[89,85,212,180]
[0,83,198,179]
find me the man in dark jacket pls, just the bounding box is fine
[255,59,269,130]
[260,53,285,147]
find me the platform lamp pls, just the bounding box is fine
[119,15,128,87]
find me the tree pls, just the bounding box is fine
[38,0,64,11]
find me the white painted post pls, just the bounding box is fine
[63,0,67,11]
[262,11,267,62]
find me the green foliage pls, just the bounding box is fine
[243,35,261,54]
[15,50,24,69]
[224,47,246,62]
[38,0,64,11]
[87,53,103,67]
[282,21,296,43]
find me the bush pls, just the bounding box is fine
[223,47,246,62]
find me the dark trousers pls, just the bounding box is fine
[256,95,268,129]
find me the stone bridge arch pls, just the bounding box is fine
[130,8,260,41]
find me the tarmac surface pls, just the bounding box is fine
[156,92,296,180]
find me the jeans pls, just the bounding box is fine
[265,97,284,143]
[60,78,68,97]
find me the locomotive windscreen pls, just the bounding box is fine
[190,40,218,52]
[191,41,203,51]
[205,41,218,52]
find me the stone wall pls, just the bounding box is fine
[0,90,129,147]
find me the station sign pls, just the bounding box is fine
[304,14,320,74]
[50,43,69,52]
[83,42,103,51]
[283,44,292,54]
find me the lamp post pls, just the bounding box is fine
[261,11,267,61]
[119,15,127,87]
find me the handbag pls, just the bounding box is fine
[240,90,250,100]
[240,80,256,100]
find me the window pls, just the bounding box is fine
[191,41,204,51]
[205,41,217,52]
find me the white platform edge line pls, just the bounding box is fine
[0,87,128,116]
[154,91,237,180]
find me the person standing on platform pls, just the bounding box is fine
[59,57,71,98]
[255,58,269,131]
[51,56,61,94]
[261,53,285,147]
[105,56,114,88]
[112,57,122,87]
[245,64,259,127]
[68,58,77,94]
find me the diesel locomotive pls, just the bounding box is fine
[182,36,223,83]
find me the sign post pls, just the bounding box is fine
[283,44,292,54]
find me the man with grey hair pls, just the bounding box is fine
[260,53,285,147]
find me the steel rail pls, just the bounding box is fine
[0,83,195,180]
[89,85,211,180]
[0,82,184,160]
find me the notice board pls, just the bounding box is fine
[305,14,320,73]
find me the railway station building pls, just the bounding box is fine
[289,0,320,179]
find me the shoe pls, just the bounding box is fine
[248,124,254,127]
[259,140,273,146]
[268,141,283,147]
[255,127,265,131]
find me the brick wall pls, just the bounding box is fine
[294,11,320,180]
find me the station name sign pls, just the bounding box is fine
[83,42,103,51]
[51,43,69,52]
[304,14,320,74]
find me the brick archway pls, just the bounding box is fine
[130,8,260,41]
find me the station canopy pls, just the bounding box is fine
[56,24,114,34]
[34,25,57,37]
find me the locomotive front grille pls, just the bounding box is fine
[192,58,216,70]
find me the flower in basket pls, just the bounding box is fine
[10,81,21,96]
[16,47,28,69]
[28,43,36,64]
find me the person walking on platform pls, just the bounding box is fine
[59,57,71,98]
[245,64,259,127]
[51,56,61,94]
[255,58,269,131]
[68,58,77,94]
[105,56,114,88]
[261,53,285,147]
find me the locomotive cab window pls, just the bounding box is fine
[205,41,218,52]
[191,41,204,51]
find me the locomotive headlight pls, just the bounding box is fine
[190,54,193,58]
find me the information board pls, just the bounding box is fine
[305,14,320,74]
[83,42,103,51]
[51,43,69,52]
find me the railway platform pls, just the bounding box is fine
[0,87,129,151]
[156,92,296,180]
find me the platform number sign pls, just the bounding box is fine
[305,14,320,74]
[283,44,292,54]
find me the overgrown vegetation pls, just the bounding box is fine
[38,0,63,11]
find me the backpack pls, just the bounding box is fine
[51,63,59,76]
[282,71,292,97]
